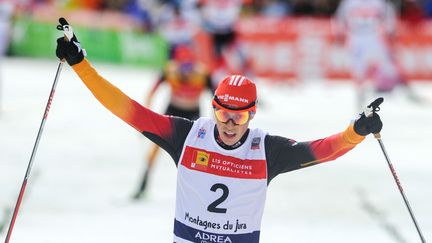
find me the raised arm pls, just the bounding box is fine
[55,18,193,164]
[266,113,382,183]
[72,59,172,136]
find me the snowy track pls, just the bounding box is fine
[0,58,431,243]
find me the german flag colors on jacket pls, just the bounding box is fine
[72,58,365,242]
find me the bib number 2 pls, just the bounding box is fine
[207,183,229,213]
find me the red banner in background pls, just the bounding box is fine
[221,17,432,82]
[395,21,432,80]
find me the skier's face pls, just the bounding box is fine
[214,109,252,146]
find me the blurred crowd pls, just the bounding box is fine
[4,0,431,31]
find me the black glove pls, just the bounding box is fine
[354,113,383,136]
[56,18,86,65]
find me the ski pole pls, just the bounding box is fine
[365,98,426,243]
[3,61,64,243]
[3,18,73,242]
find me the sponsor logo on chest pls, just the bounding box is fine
[181,146,266,179]
[197,127,207,139]
[251,137,260,150]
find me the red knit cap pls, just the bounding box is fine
[212,75,257,113]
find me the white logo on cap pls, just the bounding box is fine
[218,94,249,104]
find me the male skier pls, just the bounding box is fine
[56,18,383,242]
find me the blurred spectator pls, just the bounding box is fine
[132,44,214,199]
[198,0,243,62]
[334,0,402,109]
[0,2,13,56]
[156,3,200,57]
[0,1,14,113]
[291,0,315,15]
[124,0,156,32]
[158,0,201,21]
[400,0,425,26]
[211,36,254,88]
[256,0,291,17]
[66,0,103,10]
[423,0,432,17]
[314,0,335,16]
[103,0,129,11]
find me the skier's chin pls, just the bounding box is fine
[221,131,239,145]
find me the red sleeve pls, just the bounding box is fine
[265,125,365,183]
[303,124,365,166]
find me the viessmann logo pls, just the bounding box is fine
[218,94,249,104]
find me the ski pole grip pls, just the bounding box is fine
[57,17,73,42]
[364,97,384,139]
[364,97,383,117]
[56,17,74,63]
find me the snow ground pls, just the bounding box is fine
[0,57,431,243]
